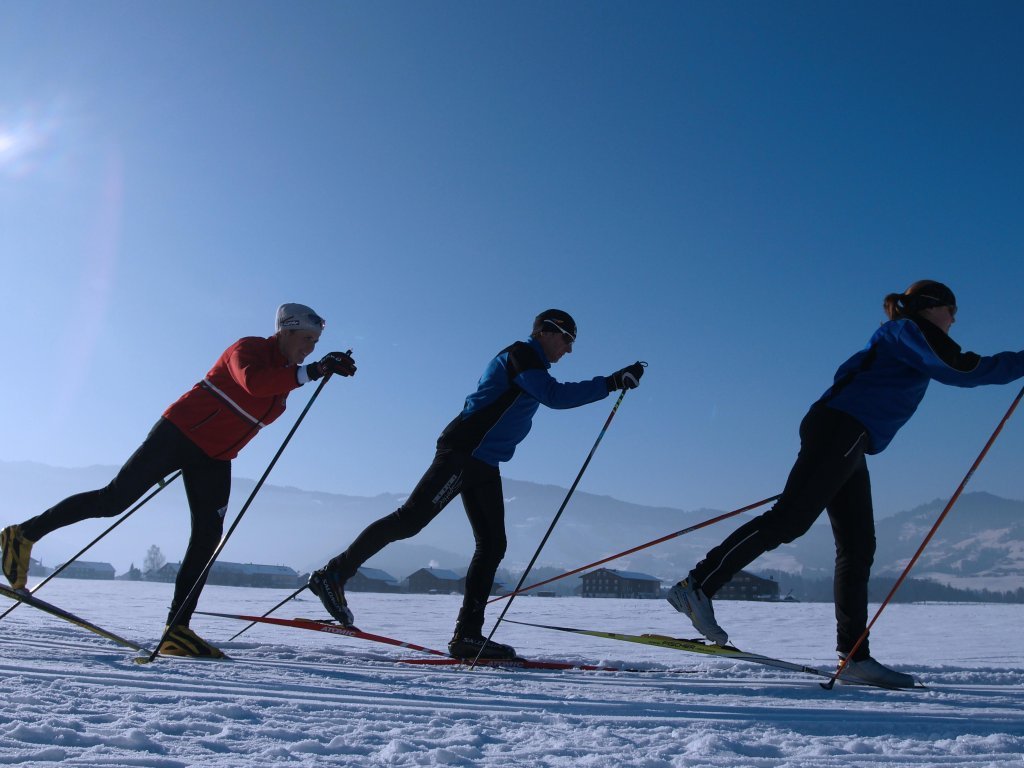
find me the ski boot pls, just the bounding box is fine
[838,653,917,688]
[308,567,354,626]
[1,525,34,590]
[159,625,228,659]
[667,575,729,645]
[448,631,517,661]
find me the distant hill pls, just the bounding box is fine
[2,460,1022,593]
[766,491,1024,593]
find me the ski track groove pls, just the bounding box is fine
[2,588,1024,767]
[3,648,1022,734]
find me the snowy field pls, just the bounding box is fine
[1,579,1022,767]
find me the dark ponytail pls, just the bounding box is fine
[883,292,905,321]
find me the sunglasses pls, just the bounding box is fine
[917,294,957,317]
[280,312,325,330]
[543,318,576,343]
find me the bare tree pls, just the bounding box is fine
[143,544,166,576]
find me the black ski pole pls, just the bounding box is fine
[142,372,334,663]
[226,583,310,641]
[822,382,1024,690]
[471,385,633,668]
[0,470,183,624]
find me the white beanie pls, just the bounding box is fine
[275,303,325,333]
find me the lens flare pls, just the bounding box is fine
[0,121,44,175]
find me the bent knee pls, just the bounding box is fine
[770,519,818,547]
[192,508,226,538]
[477,537,507,563]
[388,510,432,541]
[836,543,875,569]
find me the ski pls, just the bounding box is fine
[505,619,925,690]
[0,583,150,653]
[197,610,453,656]
[196,611,622,671]
[393,656,624,671]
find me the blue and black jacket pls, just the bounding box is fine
[818,316,1024,454]
[437,336,609,466]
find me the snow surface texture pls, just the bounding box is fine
[1,580,1022,767]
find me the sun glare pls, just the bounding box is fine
[0,117,49,175]
[0,125,32,173]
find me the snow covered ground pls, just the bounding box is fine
[1,579,1022,767]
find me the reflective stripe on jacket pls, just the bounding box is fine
[163,336,302,459]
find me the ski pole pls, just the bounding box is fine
[226,583,310,641]
[0,471,183,624]
[823,383,1024,690]
[486,494,780,603]
[143,372,334,663]
[471,385,632,668]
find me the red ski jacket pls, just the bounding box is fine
[163,336,303,460]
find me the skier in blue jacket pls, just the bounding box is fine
[668,280,1024,687]
[309,309,644,659]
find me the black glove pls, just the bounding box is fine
[306,351,357,381]
[607,361,644,392]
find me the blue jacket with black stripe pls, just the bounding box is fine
[818,316,1024,454]
[437,337,609,466]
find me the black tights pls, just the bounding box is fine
[21,418,230,626]
[328,449,505,635]
[691,405,876,658]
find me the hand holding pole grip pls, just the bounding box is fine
[607,361,645,391]
[306,349,356,380]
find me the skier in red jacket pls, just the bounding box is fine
[1,303,355,658]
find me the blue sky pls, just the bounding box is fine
[1,2,1022,522]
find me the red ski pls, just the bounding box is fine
[196,610,621,671]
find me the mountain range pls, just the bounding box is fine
[2,460,1022,593]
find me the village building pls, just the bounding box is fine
[348,567,400,593]
[405,567,465,594]
[716,570,780,601]
[147,561,299,589]
[55,560,116,580]
[579,568,662,599]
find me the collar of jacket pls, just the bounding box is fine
[525,336,552,368]
[906,315,980,372]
